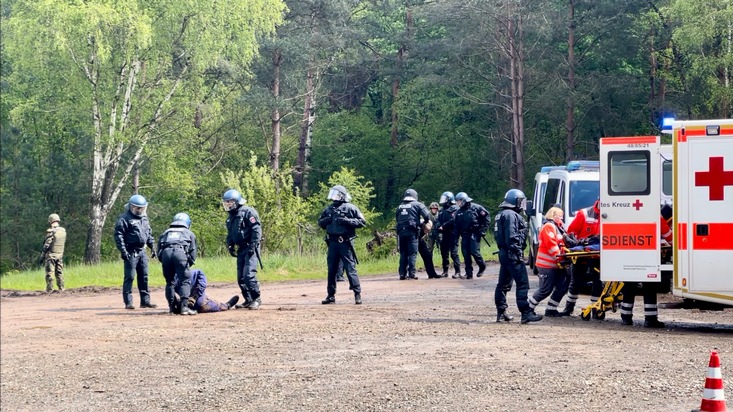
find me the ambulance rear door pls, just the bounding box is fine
[599,136,661,282]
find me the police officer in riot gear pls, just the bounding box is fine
[454,192,490,279]
[114,194,157,310]
[318,185,367,304]
[158,213,198,315]
[494,189,542,324]
[396,189,432,280]
[436,191,462,278]
[223,189,263,310]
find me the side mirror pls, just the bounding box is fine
[526,200,535,216]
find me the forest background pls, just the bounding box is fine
[1,0,731,273]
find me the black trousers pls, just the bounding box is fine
[529,267,569,311]
[236,245,261,302]
[160,247,192,310]
[439,233,461,274]
[460,233,485,277]
[418,236,439,278]
[398,233,419,278]
[565,258,603,305]
[620,282,659,319]
[326,237,360,296]
[495,249,530,314]
[122,249,151,305]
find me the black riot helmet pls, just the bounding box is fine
[439,191,455,206]
[499,189,527,211]
[403,188,418,202]
[455,192,472,207]
[327,185,352,202]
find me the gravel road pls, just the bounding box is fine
[1,263,731,412]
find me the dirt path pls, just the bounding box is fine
[1,264,732,411]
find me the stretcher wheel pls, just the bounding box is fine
[580,311,591,321]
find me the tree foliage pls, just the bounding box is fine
[4,0,733,272]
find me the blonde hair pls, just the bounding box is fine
[545,206,563,220]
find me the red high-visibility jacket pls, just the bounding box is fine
[566,205,599,239]
[536,221,564,269]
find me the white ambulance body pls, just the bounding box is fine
[527,165,566,273]
[598,120,733,306]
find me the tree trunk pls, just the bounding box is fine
[83,203,107,264]
[508,7,526,191]
[294,66,316,196]
[565,0,576,163]
[270,49,282,172]
[390,1,412,148]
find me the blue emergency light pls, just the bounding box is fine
[661,117,674,134]
[566,160,600,171]
[540,166,567,173]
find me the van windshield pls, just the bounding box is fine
[569,180,599,216]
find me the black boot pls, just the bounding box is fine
[644,316,665,328]
[322,295,336,304]
[544,309,561,317]
[225,296,239,309]
[235,299,251,309]
[521,310,543,324]
[354,293,362,305]
[559,302,575,317]
[180,305,197,316]
[496,311,514,322]
[247,297,262,310]
[621,314,633,325]
[476,265,486,278]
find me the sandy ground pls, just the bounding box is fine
[1,263,732,412]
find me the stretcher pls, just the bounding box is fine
[557,248,622,320]
[558,245,672,320]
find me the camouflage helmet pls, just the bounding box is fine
[48,213,60,224]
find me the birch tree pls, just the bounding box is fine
[4,0,284,263]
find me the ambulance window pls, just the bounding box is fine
[662,160,672,196]
[569,181,600,216]
[543,178,560,215]
[608,151,651,195]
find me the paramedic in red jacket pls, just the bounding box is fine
[559,199,603,317]
[528,207,570,317]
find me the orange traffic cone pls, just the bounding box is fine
[700,351,728,412]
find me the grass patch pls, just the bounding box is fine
[0,242,499,292]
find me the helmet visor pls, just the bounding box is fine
[222,200,237,211]
[327,188,348,202]
[518,197,527,211]
[439,195,448,204]
[130,205,147,217]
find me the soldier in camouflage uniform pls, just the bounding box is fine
[42,213,66,292]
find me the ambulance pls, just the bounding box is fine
[598,119,733,306]
[527,165,566,273]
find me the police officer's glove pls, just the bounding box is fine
[121,252,130,262]
[563,233,580,248]
[38,256,45,265]
[150,249,157,260]
[228,245,237,257]
[187,297,196,307]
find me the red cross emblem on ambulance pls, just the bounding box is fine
[695,156,733,201]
